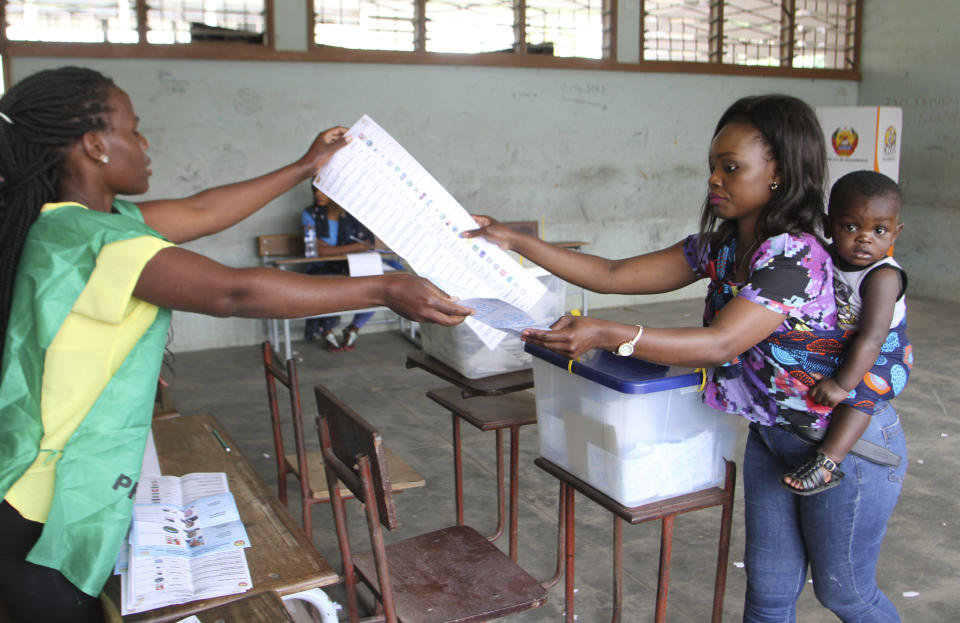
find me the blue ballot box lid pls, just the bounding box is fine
[524,342,703,394]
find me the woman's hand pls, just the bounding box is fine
[521,316,622,360]
[298,126,351,175]
[460,215,522,251]
[140,125,352,244]
[383,273,474,326]
[808,376,850,407]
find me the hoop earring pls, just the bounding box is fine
[769,181,780,190]
[99,154,110,164]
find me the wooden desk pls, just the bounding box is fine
[101,414,338,623]
[173,591,296,622]
[535,457,735,623]
[405,350,533,398]
[262,252,407,360]
[264,242,591,360]
[425,387,537,562]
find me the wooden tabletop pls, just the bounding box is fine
[168,591,296,623]
[101,413,338,622]
[266,250,397,269]
[405,350,533,398]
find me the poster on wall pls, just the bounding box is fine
[816,106,902,189]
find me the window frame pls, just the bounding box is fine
[0,0,860,82]
[0,0,276,60]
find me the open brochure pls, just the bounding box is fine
[131,473,249,557]
[121,549,252,615]
[118,469,253,615]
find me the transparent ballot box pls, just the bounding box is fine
[419,268,566,379]
[526,344,739,507]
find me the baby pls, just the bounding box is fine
[783,170,911,494]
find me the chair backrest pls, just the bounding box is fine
[314,384,399,530]
[152,379,179,420]
[261,341,310,498]
[258,234,304,259]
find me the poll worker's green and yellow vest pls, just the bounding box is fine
[0,199,174,596]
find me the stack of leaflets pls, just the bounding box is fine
[117,472,253,615]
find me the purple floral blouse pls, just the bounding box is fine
[682,232,837,427]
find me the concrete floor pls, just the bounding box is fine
[166,297,958,622]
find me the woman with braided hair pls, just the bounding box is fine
[0,66,471,621]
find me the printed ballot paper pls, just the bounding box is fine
[313,115,547,348]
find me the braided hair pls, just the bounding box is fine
[0,66,115,359]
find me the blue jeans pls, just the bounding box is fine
[742,402,906,623]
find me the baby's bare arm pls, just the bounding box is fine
[832,266,903,391]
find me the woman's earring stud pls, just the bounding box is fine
[99,154,110,164]
[770,181,780,190]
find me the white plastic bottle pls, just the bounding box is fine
[304,225,318,258]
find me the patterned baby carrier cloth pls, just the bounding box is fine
[704,237,913,419]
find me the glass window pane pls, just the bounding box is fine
[5,0,138,43]
[425,0,514,54]
[642,0,713,63]
[793,0,856,69]
[146,0,265,45]
[525,0,605,59]
[313,0,415,51]
[722,0,782,66]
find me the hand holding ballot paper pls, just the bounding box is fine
[458,298,553,333]
[313,115,552,348]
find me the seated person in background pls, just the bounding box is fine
[782,170,911,494]
[302,188,378,351]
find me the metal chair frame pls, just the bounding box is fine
[314,383,547,623]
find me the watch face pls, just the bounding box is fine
[617,343,634,357]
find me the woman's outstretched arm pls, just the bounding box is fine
[133,246,473,325]
[462,215,699,295]
[138,127,349,244]
[521,296,785,368]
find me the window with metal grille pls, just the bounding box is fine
[791,0,857,69]
[146,0,265,44]
[0,1,859,74]
[312,0,608,58]
[525,0,605,59]
[722,0,781,66]
[4,0,138,43]
[313,0,414,51]
[3,0,266,45]
[424,0,513,54]
[642,0,713,63]
[642,0,857,70]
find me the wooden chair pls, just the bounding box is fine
[424,387,537,562]
[152,378,180,420]
[261,341,425,542]
[314,383,548,623]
